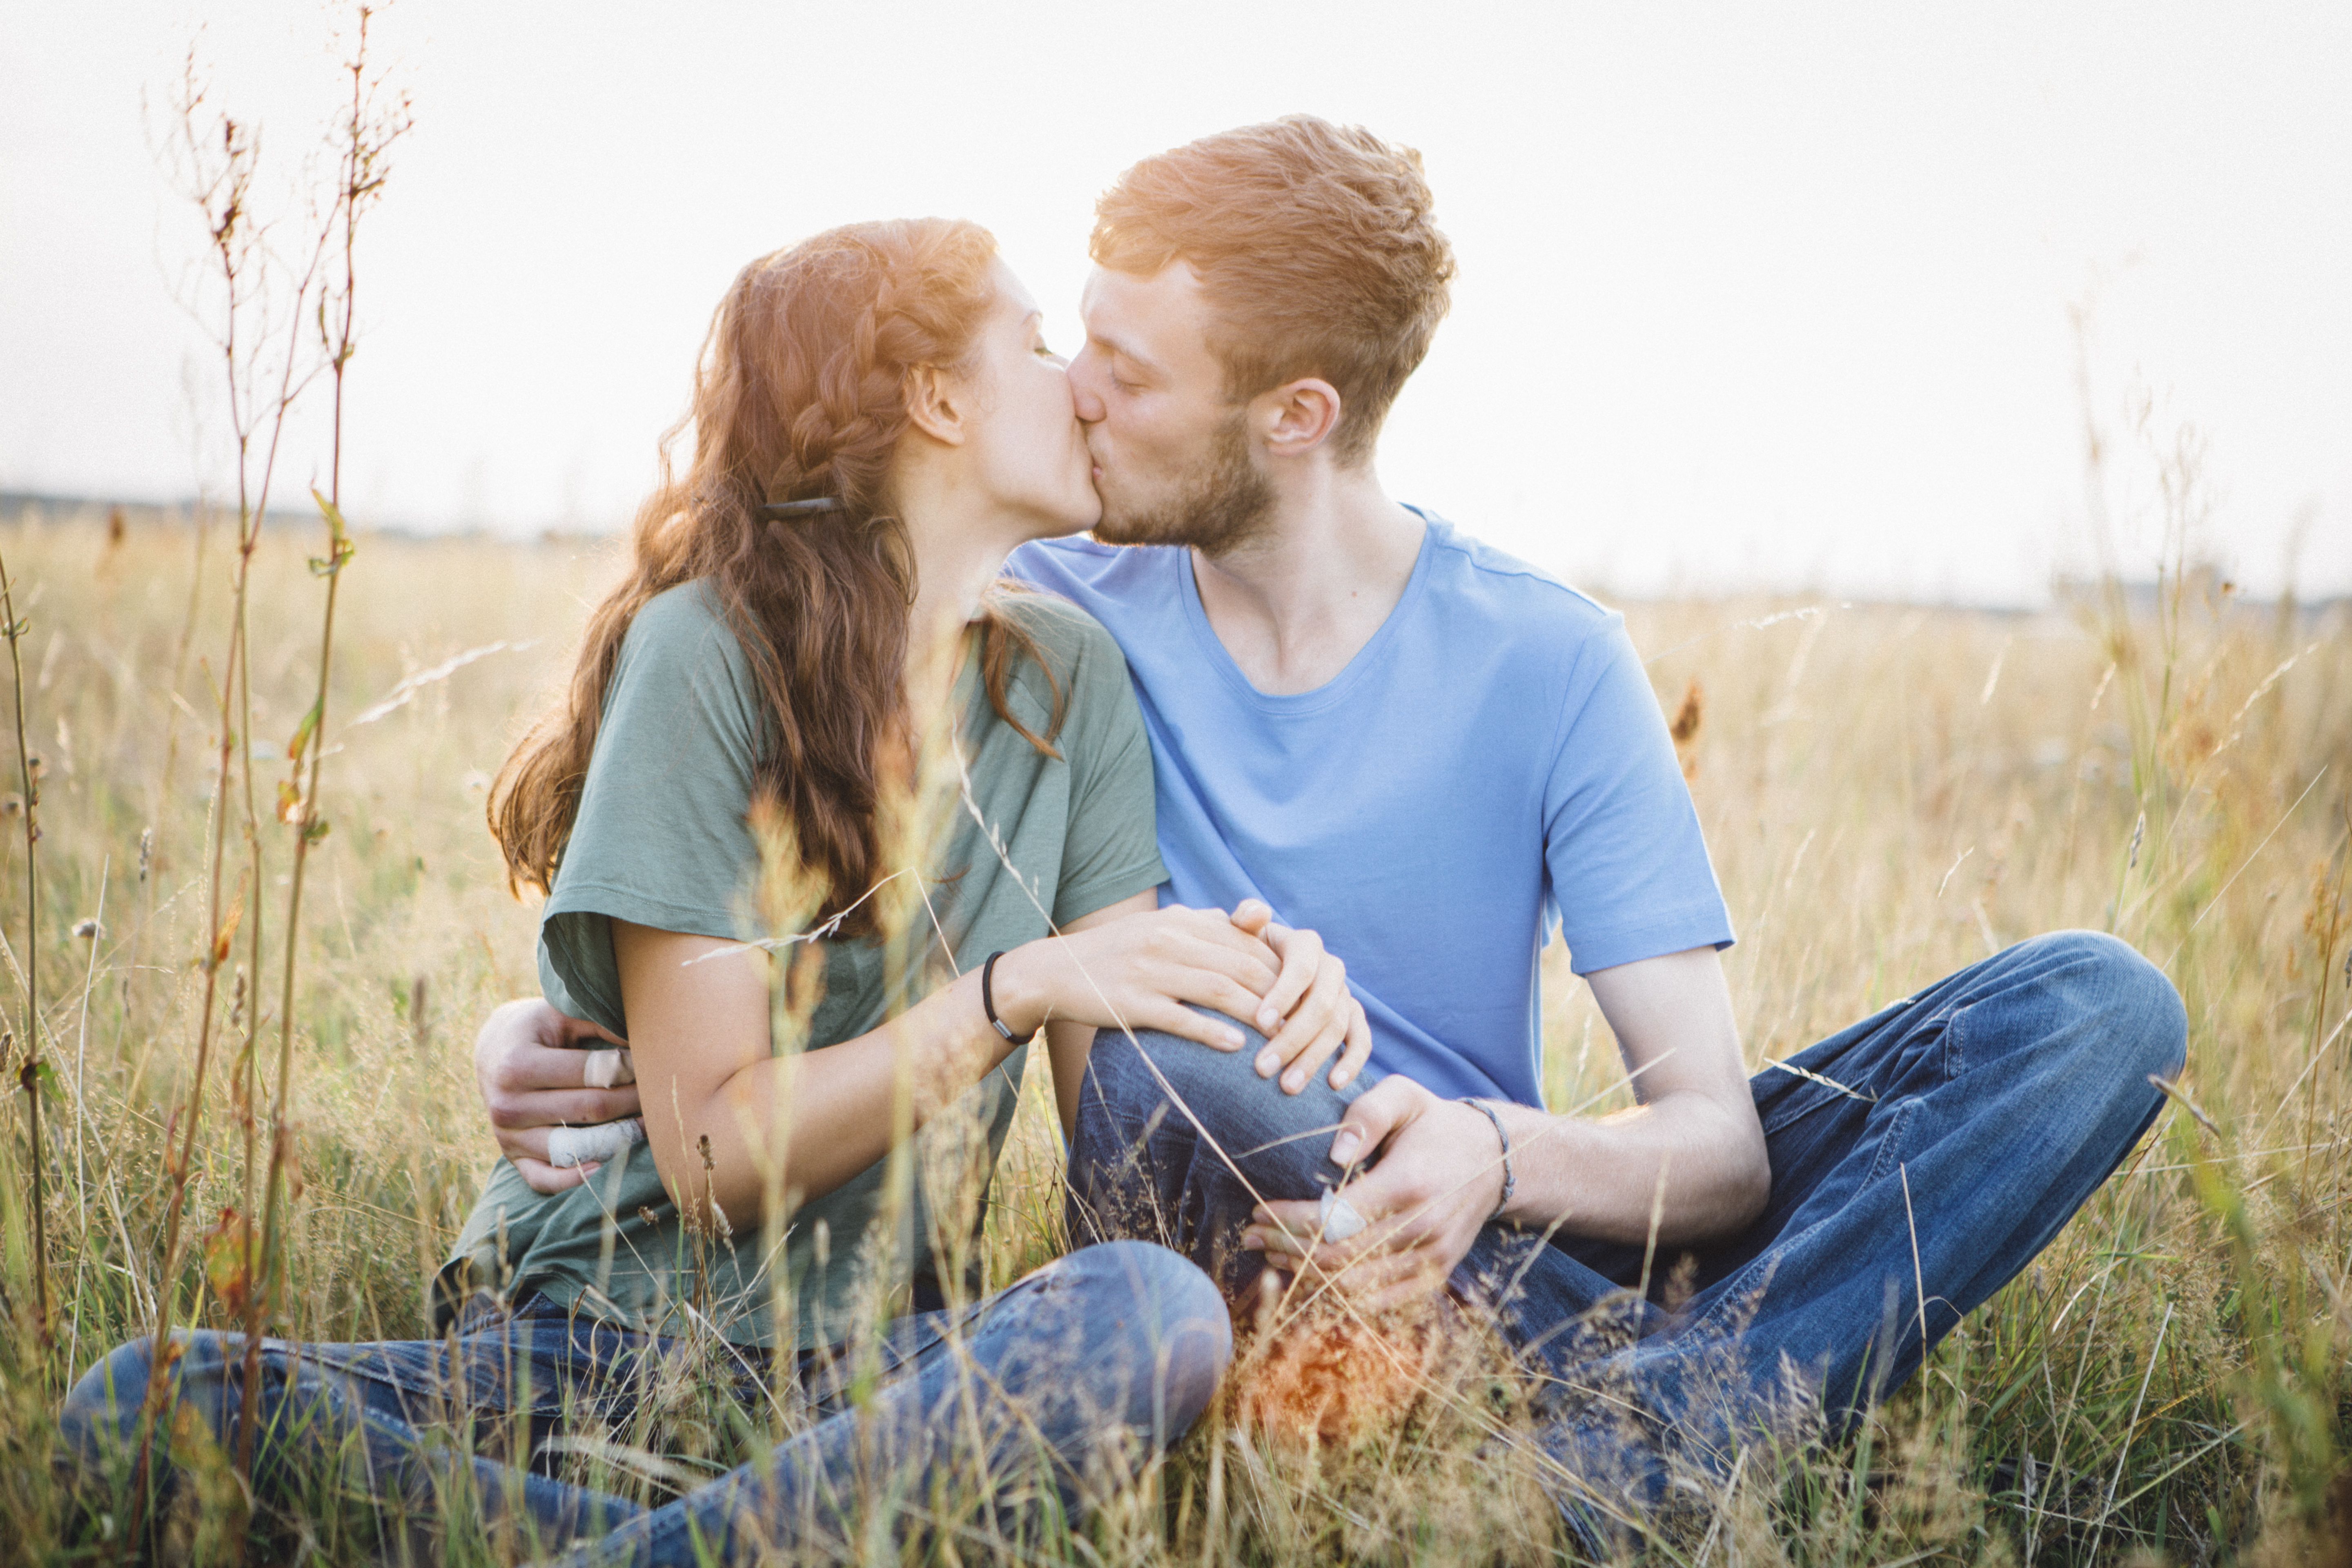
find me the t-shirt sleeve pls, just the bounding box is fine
[1042,611,1167,926]
[540,588,765,1037]
[1541,616,1736,975]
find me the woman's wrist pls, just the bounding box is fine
[981,942,1055,1042]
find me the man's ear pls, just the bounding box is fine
[903,362,970,447]
[1256,377,1344,458]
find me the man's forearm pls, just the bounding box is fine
[1490,1090,1769,1247]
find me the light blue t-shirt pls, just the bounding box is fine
[1009,511,1735,1109]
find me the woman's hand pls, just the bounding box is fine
[1229,900,1372,1094]
[991,904,1281,1053]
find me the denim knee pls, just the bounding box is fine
[2029,929,2189,1081]
[1060,1241,1232,1434]
[60,1336,163,1460]
[1088,1021,1268,1108]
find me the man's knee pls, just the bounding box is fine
[2021,929,2189,1082]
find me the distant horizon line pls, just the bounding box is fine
[6,487,2344,618]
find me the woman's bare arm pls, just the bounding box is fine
[615,902,1294,1232]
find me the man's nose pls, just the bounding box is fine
[1066,351,1108,424]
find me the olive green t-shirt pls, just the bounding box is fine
[442,580,1164,1347]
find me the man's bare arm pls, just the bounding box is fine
[1493,944,1768,1240]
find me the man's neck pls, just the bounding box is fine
[1191,465,1425,696]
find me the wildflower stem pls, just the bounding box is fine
[0,543,48,1346]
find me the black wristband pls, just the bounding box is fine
[1458,1096,1516,1220]
[981,951,1035,1044]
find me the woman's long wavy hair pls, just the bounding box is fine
[491,218,1063,936]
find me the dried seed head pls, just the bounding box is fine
[1670,678,1704,744]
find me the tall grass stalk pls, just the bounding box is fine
[0,543,48,1347]
[125,33,345,1526]
[234,2,408,1478]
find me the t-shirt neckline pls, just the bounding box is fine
[1176,506,1440,714]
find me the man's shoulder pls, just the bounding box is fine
[1007,536,1182,601]
[1413,512,1621,646]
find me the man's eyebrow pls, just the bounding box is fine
[1088,328,1160,375]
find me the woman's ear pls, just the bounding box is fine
[903,362,971,447]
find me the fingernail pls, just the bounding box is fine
[1221,1029,1245,1050]
[1258,1009,1281,1033]
[1241,1232,1263,1252]
[1256,1049,1278,1076]
[1330,1131,1360,1165]
[1283,1069,1305,1093]
[1330,1068,1352,1089]
[1251,1206,1269,1225]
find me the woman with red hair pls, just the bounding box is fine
[61,220,1368,1562]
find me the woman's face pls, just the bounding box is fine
[956,260,1102,539]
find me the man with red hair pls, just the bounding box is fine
[485,116,2188,1542]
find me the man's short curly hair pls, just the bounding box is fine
[1091,115,1456,464]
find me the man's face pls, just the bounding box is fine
[1067,262,1275,555]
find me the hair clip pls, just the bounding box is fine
[759,497,844,519]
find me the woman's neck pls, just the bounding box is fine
[898,491,1028,729]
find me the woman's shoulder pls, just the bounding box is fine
[624,578,733,655]
[987,584,1126,679]
[611,580,754,696]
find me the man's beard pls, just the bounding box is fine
[1093,409,1275,557]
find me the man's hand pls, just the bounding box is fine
[1229,900,1373,1094]
[474,998,639,1194]
[1241,1075,1505,1312]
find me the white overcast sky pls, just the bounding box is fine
[4,2,2347,603]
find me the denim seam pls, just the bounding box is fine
[1864,1097,1918,1189]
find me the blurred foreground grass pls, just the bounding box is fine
[0,501,2346,1564]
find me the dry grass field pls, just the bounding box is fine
[0,500,2345,1565]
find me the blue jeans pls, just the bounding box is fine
[59,1240,1229,1564]
[1067,931,2188,1529]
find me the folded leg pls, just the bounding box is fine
[544,1241,1231,1566]
[58,1316,639,1557]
